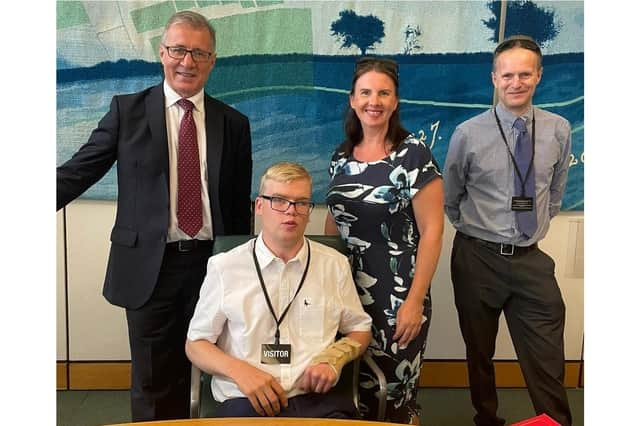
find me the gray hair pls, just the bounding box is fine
[161,10,216,53]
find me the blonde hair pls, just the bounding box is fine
[259,162,312,193]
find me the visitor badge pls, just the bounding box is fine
[261,343,291,364]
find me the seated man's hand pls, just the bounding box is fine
[231,361,288,416]
[296,363,337,394]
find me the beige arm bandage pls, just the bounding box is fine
[309,336,362,377]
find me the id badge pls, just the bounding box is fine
[261,343,291,364]
[511,196,534,211]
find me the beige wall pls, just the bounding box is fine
[57,211,67,360]
[57,200,584,362]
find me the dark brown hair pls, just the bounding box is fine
[341,57,410,155]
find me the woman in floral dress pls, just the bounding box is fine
[325,57,444,424]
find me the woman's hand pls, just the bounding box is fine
[393,297,424,348]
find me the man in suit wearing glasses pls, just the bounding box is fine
[57,10,252,421]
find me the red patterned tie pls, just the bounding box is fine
[177,99,202,237]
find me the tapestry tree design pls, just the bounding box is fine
[330,9,385,55]
[483,0,562,47]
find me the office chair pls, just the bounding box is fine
[189,235,387,420]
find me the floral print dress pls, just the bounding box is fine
[326,136,441,423]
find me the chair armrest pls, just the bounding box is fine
[189,364,202,418]
[349,357,360,411]
[363,352,387,421]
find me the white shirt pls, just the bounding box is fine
[164,81,213,242]
[187,233,372,402]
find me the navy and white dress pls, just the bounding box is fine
[326,135,441,422]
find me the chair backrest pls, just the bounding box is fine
[212,234,348,256]
[190,234,387,420]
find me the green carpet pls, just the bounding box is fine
[57,388,583,426]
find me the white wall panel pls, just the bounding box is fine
[537,214,584,360]
[58,201,583,362]
[65,200,130,360]
[425,220,467,358]
[57,210,67,361]
[464,213,584,360]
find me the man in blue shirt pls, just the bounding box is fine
[443,36,572,426]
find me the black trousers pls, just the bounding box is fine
[451,232,572,426]
[216,390,359,419]
[125,242,211,421]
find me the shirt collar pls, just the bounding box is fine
[254,232,308,269]
[163,80,205,112]
[495,102,533,128]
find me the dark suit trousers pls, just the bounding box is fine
[125,242,211,421]
[451,232,572,426]
[216,390,359,419]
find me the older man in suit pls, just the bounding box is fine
[57,11,252,422]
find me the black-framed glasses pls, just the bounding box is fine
[162,44,213,62]
[356,57,399,78]
[259,195,315,215]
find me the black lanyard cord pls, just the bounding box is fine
[494,108,536,196]
[252,238,311,345]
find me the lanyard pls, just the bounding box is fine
[252,238,311,345]
[494,108,536,197]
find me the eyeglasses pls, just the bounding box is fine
[259,195,315,215]
[162,44,213,62]
[356,57,399,78]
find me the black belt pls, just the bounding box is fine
[457,232,537,256]
[166,239,213,253]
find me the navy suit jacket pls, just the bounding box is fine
[57,83,252,309]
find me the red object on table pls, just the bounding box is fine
[511,414,561,426]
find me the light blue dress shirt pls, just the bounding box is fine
[443,103,571,245]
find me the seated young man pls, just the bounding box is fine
[186,162,372,418]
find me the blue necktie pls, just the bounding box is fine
[513,117,537,238]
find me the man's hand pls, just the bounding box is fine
[296,363,337,394]
[231,361,288,416]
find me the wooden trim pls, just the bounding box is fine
[68,362,131,390]
[57,362,68,390]
[419,360,582,388]
[108,418,406,426]
[419,361,469,387]
[564,361,581,388]
[64,360,581,390]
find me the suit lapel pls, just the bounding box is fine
[146,84,170,188]
[204,94,223,217]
